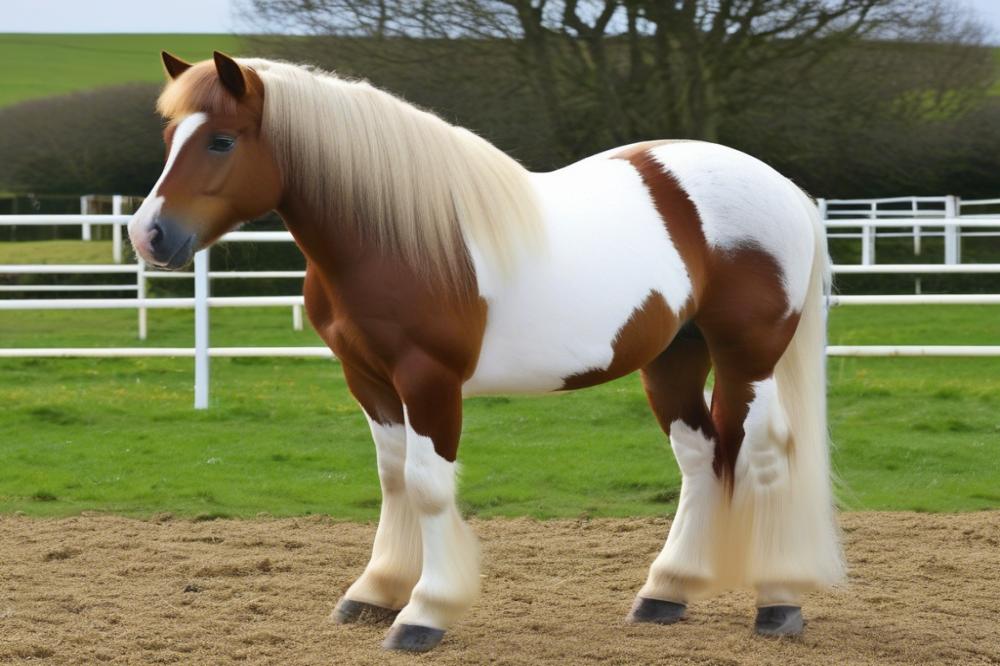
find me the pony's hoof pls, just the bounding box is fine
[331,598,399,625]
[383,623,446,652]
[754,605,804,637]
[627,597,687,624]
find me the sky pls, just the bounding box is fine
[1,0,237,33]
[1,0,999,40]
[968,0,1000,41]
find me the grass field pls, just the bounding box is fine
[0,304,997,520]
[0,34,241,108]
[0,239,115,264]
[1,36,996,525]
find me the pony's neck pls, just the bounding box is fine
[278,194,482,314]
[253,60,542,284]
[277,196,361,279]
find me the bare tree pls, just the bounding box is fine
[239,0,995,173]
[470,0,991,148]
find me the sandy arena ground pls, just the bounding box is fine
[1,512,998,665]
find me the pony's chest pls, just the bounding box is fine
[303,297,359,364]
[305,266,486,381]
[463,161,692,396]
[303,271,379,369]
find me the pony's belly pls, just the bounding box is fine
[463,292,678,397]
[463,159,693,397]
[463,321,622,396]
[462,300,624,396]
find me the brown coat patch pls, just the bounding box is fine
[561,291,679,390]
[558,143,713,391]
[614,142,710,303]
[286,197,486,462]
[606,144,803,489]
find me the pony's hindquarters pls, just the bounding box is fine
[731,193,845,596]
[633,190,844,624]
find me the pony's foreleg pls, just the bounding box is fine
[382,359,479,653]
[333,413,422,624]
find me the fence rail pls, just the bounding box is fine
[827,346,1000,357]
[0,347,334,358]
[2,195,999,408]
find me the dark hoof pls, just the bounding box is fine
[383,623,446,652]
[755,605,804,637]
[331,598,399,625]
[627,597,687,625]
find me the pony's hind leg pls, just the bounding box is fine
[705,312,842,636]
[637,335,810,633]
[711,369,807,635]
[629,326,722,623]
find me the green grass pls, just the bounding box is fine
[0,34,242,108]
[0,305,997,519]
[0,239,115,264]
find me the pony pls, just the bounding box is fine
[128,51,845,652]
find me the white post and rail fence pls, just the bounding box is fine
[1,195,999,408]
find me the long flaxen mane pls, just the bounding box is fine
[157,57,543,283]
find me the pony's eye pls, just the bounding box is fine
[209,135,236,152]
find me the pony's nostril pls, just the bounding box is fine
[149,223,163,247]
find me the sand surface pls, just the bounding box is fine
[1,512,998,665]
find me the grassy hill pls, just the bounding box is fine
[5,34,997,110]
[0,33,242,108]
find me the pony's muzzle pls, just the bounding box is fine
[143,216,196,269]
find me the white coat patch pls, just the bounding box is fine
[464,157,692,395]
[648,142,815,311]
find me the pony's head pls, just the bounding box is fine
[128,51,282,269]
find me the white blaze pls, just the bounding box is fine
[128,113,207,257]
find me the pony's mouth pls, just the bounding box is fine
[155,234,196,270]
[138,217,198,270]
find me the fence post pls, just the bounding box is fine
[111,195,123,263]
[944,195,961,265]
[292,304,304,331]
[194,249,210,409]
[136,258,148,340]
[913,199,921,295]
[79,195,92,241]
[817,197,827,220]
[862,201,876,265]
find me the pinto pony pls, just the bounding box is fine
[129,52,845,652]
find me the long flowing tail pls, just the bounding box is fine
[762,190,846,588]
[719,191,846,594]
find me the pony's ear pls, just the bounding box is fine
[213,51,247,99]
[161,51,192,80]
